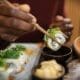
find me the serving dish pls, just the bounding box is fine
[0,43,42,80]
[32,60,65,80]
[40,46,72,65]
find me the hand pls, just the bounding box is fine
[51,15,73,40]
[0,2,37,42]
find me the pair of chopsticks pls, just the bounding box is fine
[1,0,68,45]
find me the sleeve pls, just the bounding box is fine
[56,0,65,17]
[0,38,10,50]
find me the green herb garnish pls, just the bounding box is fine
[44,27,61,41]
[15,45,26,51]
[0,45,26,59]
[0,58,6,67]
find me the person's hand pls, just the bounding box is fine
[51,15,73,40]
[0,2,37,42]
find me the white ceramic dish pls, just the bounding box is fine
[0,43,42,80]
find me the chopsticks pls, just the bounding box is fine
[32,23,62,45]
[1,0,68,45]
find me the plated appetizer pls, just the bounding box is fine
[0,43,41,80]
[0,45,28,72]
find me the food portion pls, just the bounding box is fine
[0,43,42,80]
[0,45,28,73]
[44,27,66,51]
[0,58,7,71]
[34,60,65,79]
[0,45,26,59]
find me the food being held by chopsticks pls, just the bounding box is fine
[44,26,67,51]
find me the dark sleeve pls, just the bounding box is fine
[0,38,10,50]
[56,0,65,17]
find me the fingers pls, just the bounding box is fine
[0,27,26,36]
[13,3,31,13]
[0,32,18,42]
[64,18,71,23]
[53,15,64,26]
[0,15,35,32]
[55,15,64,22]
[64,32,72,37]
[0,2,37,41]
[0,31,17,42]
[0,26,26,42]
[62,18,73,38]
[27,13,37,23]
[63,18,73,32]
[0,3,36,23]
[19,4,31,13]
[54,15,73,39]
[64,24,73,31]
[0,15,37,41]
[55,16,73,31]
[63,18,73,29]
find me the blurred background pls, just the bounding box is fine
[65,0,80,45]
